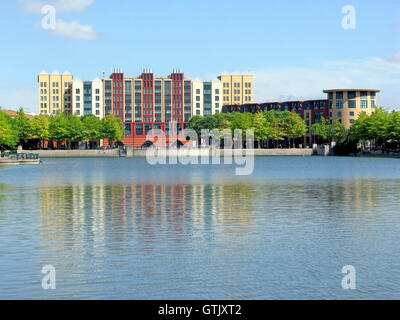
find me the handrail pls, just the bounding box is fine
[0,153,39,160]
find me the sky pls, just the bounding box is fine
[0,0,399,113]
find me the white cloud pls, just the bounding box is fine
[19,0,94,14]
[50,19,100,40]
[388,51,400,63]
[19,0,99,40]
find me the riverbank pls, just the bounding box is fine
[21,148,314,158]
[356,150,400,159]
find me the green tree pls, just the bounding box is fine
[367,107,390,147]
[281,111,307,147]
[263,111,285,143]
[29,114,50,149]
[65,114,85,148]
[101,114,124,143]
[0,109,18,150]
[252,112,270,148]
[387,112,400,142]
[311,117,332,142]
[231,113,253,138]
[82,114,102,148]
[331,120,348,144]
[14,108,31,145]
[188,115,206,141]
[48,112,69,149]
[350,112,370,143]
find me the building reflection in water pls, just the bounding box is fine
[38,183,257,252]
[38,179,380,251]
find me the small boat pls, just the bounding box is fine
[0,153,41,165]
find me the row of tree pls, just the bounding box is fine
[308,108,400,153]
[0,108,125,150]
[188,111,307,147]
[350,108,400,149]
[188,108,400,151]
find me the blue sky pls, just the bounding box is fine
[0,0,399,113]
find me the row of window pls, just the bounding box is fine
[39,82,71,88]
[334,100,375,109]
[329,91,376,99]
[75,103,101,108]
[74,95,100,102]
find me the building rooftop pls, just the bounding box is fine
[3,110,34,120]
[323,89,380,93]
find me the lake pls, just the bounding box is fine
[0,156,400,299]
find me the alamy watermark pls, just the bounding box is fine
[341,265,356,290]
[41,265,56,290]
[144,123,255,176]
[41,5,56,30]
[342,5,356,30]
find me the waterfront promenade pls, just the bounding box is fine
[21,148,314,158]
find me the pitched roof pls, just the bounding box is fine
[3,110,34,120]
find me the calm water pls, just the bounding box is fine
[0,156,400,299]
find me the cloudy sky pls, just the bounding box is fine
[0,0,399,113]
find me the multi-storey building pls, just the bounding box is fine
[192,81,222,116]
[102,68,192,147]
[324,89,380,129]
[72,78,104,119]
[38,71,73,115]
[222,89,379,146]
[218,75,253,106]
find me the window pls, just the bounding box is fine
[371,100,375,108]
[76,89,80,94]
[196,110,200,115]
[196,103,200,108]
[350,119,354,124]
[361,100,367,108]
[348,91,356,99]
[348,100,356,108]
[350,111,354,116]
[196,96,200,101]
[215,89,219,94]
[96,89,100,94]
[337,112,342,117]
[196,89,200,94]
[336,92,343,99]
[336,101,343,109]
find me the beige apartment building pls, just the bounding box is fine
[218,75,253,105]
[72,78,104,119]
[192,81,222,116]
[324,89,380,129]
[38,71,73,115]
